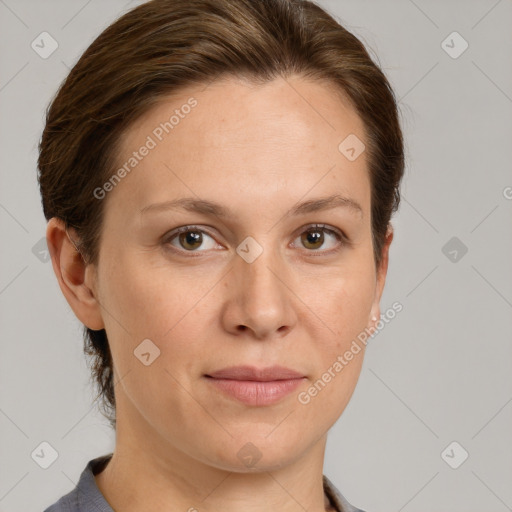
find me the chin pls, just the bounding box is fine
[201,428,313,473]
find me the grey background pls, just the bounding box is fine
[1,0,511,511]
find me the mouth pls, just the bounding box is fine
[204,365,306,406]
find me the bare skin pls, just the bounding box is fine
[47,75,392,512]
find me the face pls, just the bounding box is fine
[76,75,391,471]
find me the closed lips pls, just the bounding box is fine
[205,365,305,381]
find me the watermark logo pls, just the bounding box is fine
[441,31,469,59]
[237,442,262,468]
[441,441,469,469]
[236,236,264,263]
[31,32,58,59]
[32,236,50,263]
[31,441,59,469]
[338,133,366,162]
[134,338,161,366]
[442,236,468,263]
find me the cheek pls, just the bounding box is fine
[98,256,209,420]
[100,250,206,335]
[93,255,164,358]
[299,261,375,409]
[307,261,376,346]
[298,279,371,428]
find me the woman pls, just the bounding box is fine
[39,0,404,510]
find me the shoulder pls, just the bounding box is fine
[43,493,77,512]
[43,454,113,512]
[323,474,367,512]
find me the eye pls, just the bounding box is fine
[164,226,220,252]
[291,224,345,253]
[163,223,347,256]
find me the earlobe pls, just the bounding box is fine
[46,217,105,330]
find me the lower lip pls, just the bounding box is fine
[205,377,305,406]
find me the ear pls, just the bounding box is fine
[367,224,394,330]
[46,217,105,330]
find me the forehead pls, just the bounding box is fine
[107,75,370,219]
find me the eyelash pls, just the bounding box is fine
[162,223,349,257]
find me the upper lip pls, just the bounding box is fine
[205,365,305,381]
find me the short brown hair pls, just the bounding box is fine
[37,0,405,428]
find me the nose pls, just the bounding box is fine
[220,245,298,340]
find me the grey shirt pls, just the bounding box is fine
[43,454,366,512]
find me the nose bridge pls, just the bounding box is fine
[237,237,283,304]
[240,245,278,290]
[225,235,296,338]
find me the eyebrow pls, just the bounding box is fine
[139,193,363,219]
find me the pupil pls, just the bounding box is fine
[304,229,323,249]
[181,231,202,249]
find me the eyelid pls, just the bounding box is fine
[294,223,346,240]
